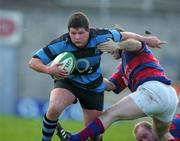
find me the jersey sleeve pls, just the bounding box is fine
[109,29,122,42]
[33,47,52,65]
[33,39,66,65]
[95,28,122,44]
[109,64,127,94]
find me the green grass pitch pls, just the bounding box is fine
[0,116,137,141]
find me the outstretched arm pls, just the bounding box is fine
[114,24,165,48]
[121,32,166,48]
[98,38,142,53]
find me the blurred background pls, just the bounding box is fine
[0,0,180,121]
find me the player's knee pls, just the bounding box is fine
[47,104,64,117]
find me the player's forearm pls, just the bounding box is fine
[28,58,50,74]
[121,32,164,48]
[121,32,149,43]
[117,39,142,51]
[103,78,116,91]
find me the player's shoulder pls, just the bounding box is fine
[48,33,69,46]
[90,28,111,37]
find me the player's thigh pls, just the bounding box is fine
[49,88,75,109]
[47,88,75,119]
[103,95,146,121]
[50,79,76,110]
[77,89,104,112]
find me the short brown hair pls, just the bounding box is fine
[68,12,89,31]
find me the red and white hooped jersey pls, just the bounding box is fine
[109,42,171,93]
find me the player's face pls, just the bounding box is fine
[69,27,89,48]
[135,126,157,141]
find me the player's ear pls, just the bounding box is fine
[85,28,90,32]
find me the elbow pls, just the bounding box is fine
[130,39,141,47]
[28,59,33,69]
[28,58,36,69]
[126,39,142,51]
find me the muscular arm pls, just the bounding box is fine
[121,32,146,42]
[121,32,166,48]
[98,30,165,54]
[98,38,142,53]
[115,38,142,51]
[28,58,50,74]
[29,57,68,78]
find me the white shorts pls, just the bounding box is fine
[130,81,178,122]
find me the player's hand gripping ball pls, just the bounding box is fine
[51,52,76,80]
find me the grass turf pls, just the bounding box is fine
[0,116,137,141]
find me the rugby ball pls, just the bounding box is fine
[51,52,76,80]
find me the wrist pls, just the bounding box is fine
[45,66,52,74]
[141,36,148,43]
[117,42,124,50]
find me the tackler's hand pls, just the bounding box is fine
[145,36,166,48]
[97,38,119,53]
[111,49,121,60]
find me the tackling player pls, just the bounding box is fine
[56,34,178,141]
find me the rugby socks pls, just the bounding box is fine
[70,118,105,141]
[42,114,58,141]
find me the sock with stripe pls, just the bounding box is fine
[70,118,105,141]
[42,114,58,141]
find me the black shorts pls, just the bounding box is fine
[54,79,104,111]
